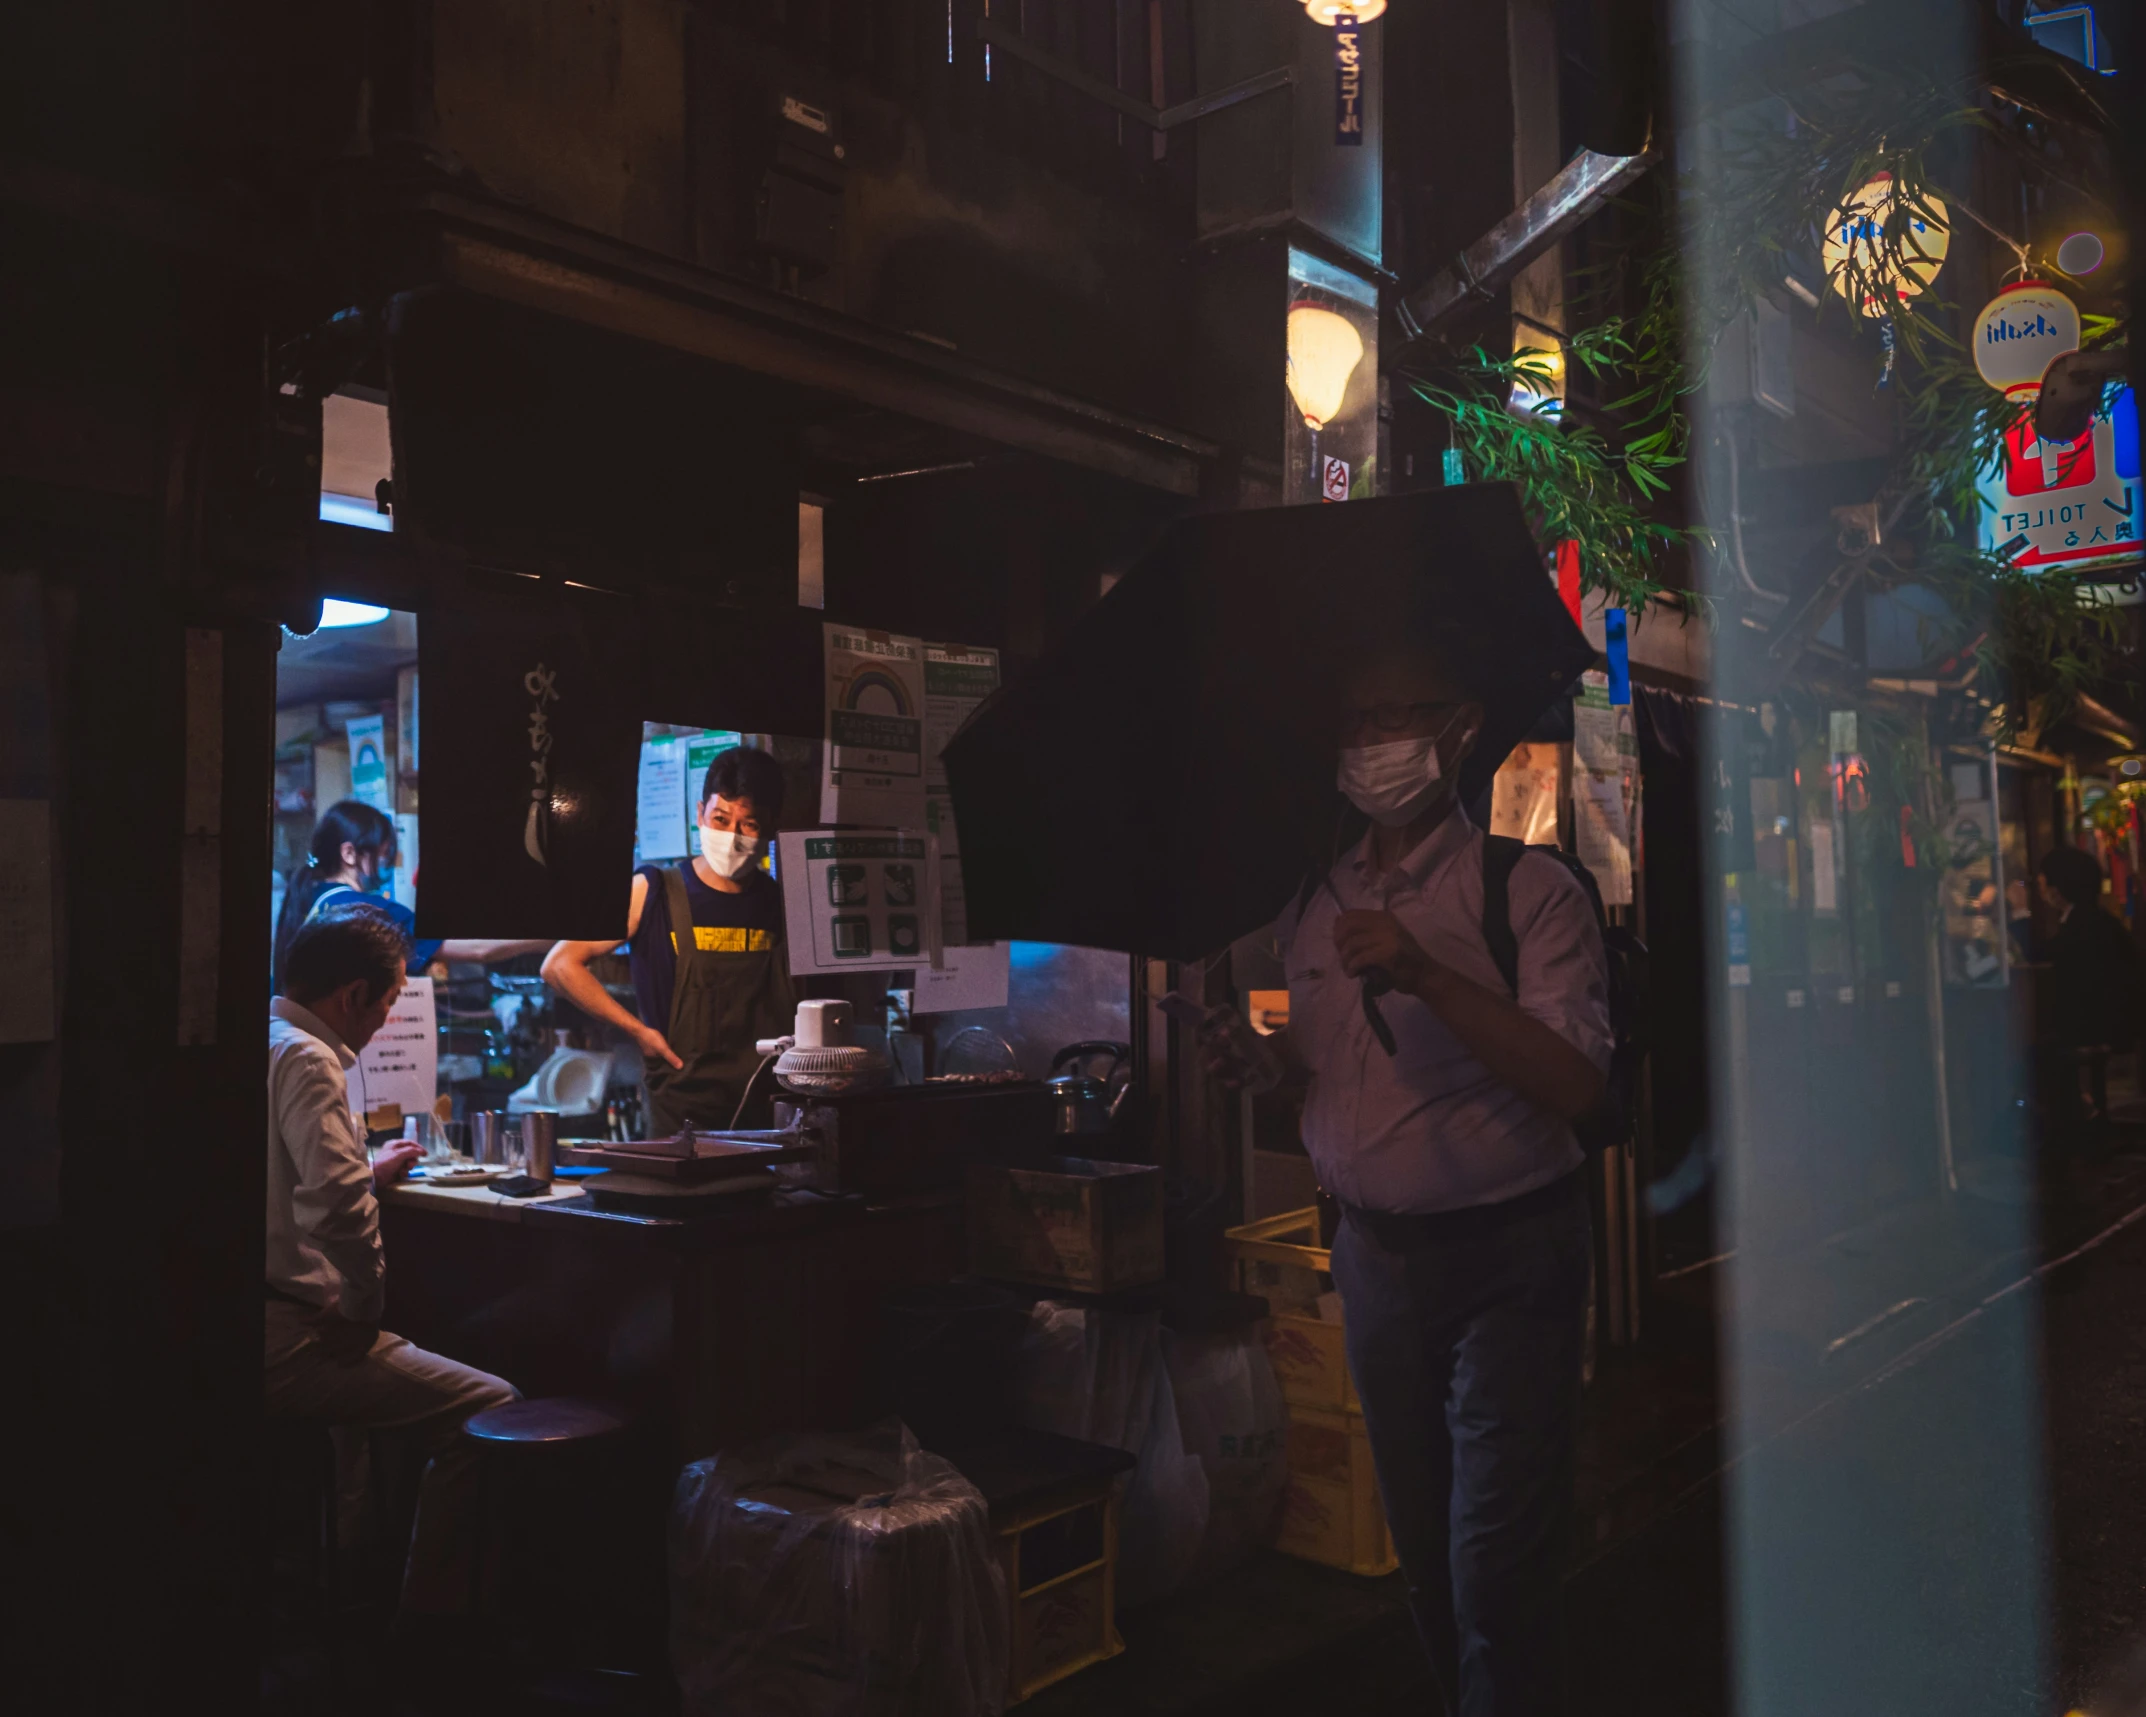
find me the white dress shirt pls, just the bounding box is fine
[1279,807,1612,1215]
[266,996,384,1322]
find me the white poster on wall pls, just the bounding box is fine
[1572,673,1634,906]
[820,625,928,827]
[345,712,393,815]
[636,734,691,863]
[777,830,944,975]
[912,941,1012,1014]
[349,974,437,1132]
[923,642,1001,947]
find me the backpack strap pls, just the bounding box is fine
[1481,834,1528,998]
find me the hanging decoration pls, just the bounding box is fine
[1285,304,1365,431]
[1303,0,1386,21]
[1969,280,2082,397]
[1820,171,1950,317]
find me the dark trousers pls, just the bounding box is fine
[1331,1173,1591,1717]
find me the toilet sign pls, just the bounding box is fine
[1978,386,2140,573]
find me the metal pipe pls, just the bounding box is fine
[1395,147,1658,340]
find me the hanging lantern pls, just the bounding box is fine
[1820,172,1950,316]
[1285,303,1366,431]
[1970,280,2081,397]
[1302,0,1387,21]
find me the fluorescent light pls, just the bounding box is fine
[319,492,393,532]
[318,600,391,628]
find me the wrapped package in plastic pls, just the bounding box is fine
[669,1421,1009,1717]
[1010,1302,1208,1606]
[1164,1324,1288,1585]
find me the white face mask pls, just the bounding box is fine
[699,825,761,880]
[1336,717,1469,827]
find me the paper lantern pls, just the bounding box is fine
[1971,281,2081,397]
[1285,304,1366,432]
[1820,172,1950,316]
[1303,0,1387,21]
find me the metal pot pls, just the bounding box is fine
[1047,1041,1131,1136]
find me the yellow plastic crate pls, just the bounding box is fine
[1276,1402,1397,1578]
[1224,1207,1359,1413]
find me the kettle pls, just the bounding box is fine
[1047,1041,1131,1136]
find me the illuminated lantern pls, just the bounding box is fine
[1970,281,2081,398]
[1820,172,1950,316]
[1285,303,1366,431]
[1302,0,1387,21]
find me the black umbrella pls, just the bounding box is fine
[941,483,1594,961]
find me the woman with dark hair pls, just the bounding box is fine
[273,801,417,992]
[273,800,546,991]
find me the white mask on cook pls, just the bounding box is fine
[699,825,761,879]
[1336,717,1467,827]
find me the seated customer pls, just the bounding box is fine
[264,905,517,1621]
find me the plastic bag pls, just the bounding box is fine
[1164,1325,1288,1585]
[1010,1303,1208,1606]
[669,1421,1009,1717]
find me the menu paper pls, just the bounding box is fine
[820,626,927,827]
[912,940,1011,1014]
[350,975,438,1133]
[635,734,691,862]
[1490,742,1562,848]
[1572,672,1635,907]
[777,830,944,976]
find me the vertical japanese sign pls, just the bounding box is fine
[1334,15,1365,145]
[820,625,927,827]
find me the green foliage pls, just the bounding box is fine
[1399,249,1699,610]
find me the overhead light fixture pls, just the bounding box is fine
[1303,0,1386,22]
[318,600,391,628]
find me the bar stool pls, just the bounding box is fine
[264,1419,341,1611]
[463,1398,636,1626]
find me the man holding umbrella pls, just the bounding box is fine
[942,485,1607,1714]
[1265,632,1610,1716]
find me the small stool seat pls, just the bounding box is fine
[464,1396,631,1448]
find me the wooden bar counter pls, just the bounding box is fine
[379,1178,966,1459]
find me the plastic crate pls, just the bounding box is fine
[1224,1208,1359,1412]
[1276,1402,1397,1577]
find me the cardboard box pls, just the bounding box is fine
[968,1156,1164,1294]
[1225,1207,1360,1411]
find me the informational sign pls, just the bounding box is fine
[1572,672,1635,907]
[345,712,392,814]
[777,831,943,976]
[821,625,928,826]
[635,733,691,863]
[924,643,1001,948]
[1977,386,2139,574]
[350,974,438,1132]
[1322,456,1351,502]
[913,940,1012,1014]
[1808,820,1839,914]
[1333,14,1365,144]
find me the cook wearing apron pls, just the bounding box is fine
[643,861,798,1133]
[539,742,799,1138]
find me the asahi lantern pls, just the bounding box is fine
[1821,172,1950,316]
[1971,280,2082,398]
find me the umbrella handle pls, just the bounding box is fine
[1359,974,1398,1057]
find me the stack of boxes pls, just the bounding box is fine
[1224,1208,1397,1577]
